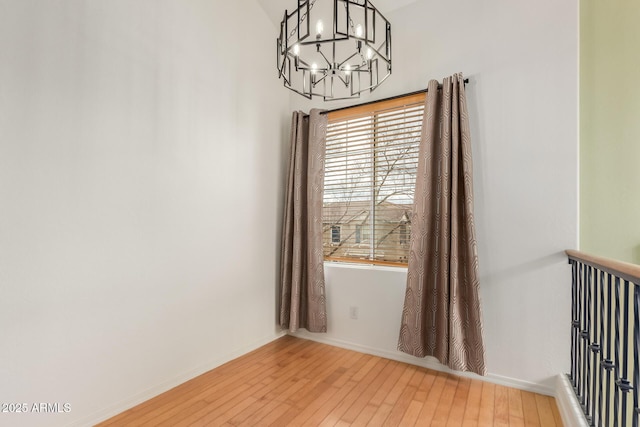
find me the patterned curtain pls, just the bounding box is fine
[279,109,328,333]
[398,74,486,375]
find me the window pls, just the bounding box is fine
[323,93,425,266]
[399,223,408,246]
[331,225,341,244]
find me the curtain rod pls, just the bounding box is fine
[320,78,469,115]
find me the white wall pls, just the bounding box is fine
[292,0,578,394]
[0,1,289,426]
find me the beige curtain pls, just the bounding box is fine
[398,74,486,375]
[279,109,328,333]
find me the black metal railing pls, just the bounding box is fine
[567,250,640,427]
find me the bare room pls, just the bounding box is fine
[1,0,638,426]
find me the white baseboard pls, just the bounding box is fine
[69,331,286,427]
[555,374,589,427]
[290,331,555,396]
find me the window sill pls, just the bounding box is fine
[323,260,408,272]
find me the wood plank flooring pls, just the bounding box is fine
[97,336,563,426]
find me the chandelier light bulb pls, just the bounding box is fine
[355,24,363,38]
[316,20,324,36]
[367,48,374,60]
[344,64,351,86]
[292,44,300,56]
[311,63,318,74]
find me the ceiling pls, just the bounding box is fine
[256,0,418,26]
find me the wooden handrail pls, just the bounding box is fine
[566,249,640,284]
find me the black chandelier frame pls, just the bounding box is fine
[277,0,392,101]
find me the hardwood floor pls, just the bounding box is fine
[97,336,563,426]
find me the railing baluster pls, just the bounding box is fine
[583,263,591,411]
[586,265,593,420]
[599,269,606,427]
[634,284,640,427]
[578,262,585,404]
[591,267,600,425]
[572,260,578,387]
[614,276,621,427]
[619,280,633,427]
[604,272,614,427]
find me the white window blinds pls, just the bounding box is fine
[323,93,425,266]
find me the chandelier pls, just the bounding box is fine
[276,0,392,101]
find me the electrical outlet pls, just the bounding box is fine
[349,306,359,320]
